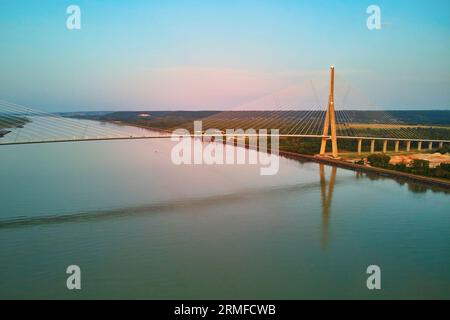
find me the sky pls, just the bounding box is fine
[0,0,449,111]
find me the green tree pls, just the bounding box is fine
[410,159,430,174]
[434,167,450,179]
[367,154,391,168]
[394,163,407,172]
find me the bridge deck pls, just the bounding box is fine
[1,134,449,146]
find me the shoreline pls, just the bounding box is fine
[278,150,450,190]
[106,121,173,134]
[0,130,10,138]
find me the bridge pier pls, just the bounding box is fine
[370,139,375,153]
[439,142,444,148]
[382,140,388,153]
[428,141,433,150]
[320,137,328,155]
[395,140,399,153]
[357,138,362,155]
[418,141,422,151]
[406,140,411,152]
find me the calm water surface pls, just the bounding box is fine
[1,120,449,299]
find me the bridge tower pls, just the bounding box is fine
[319,66,339,158]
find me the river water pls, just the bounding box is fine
[0,119,449,299]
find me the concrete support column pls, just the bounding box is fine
[439,142,443,148]
[319,137,327,155]
[357,139,362,155]
[428,141,433,150]
[406,141,411,152]
[418,141,422,151]
[395,141,400,153]
[382,140,388,153]
[370,139,375,153]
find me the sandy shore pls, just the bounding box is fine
[390,153,450,168]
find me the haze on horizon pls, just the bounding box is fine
[0,0,449,112]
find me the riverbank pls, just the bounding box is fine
[0,129,10,138]
[107,120,173,134]
[279,150,450,189]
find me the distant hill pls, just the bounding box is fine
[344,110,450,125]
[67,110,450,126]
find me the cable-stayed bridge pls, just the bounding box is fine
[1,67,449,157]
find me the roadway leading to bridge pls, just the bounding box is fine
[1,133,449,146]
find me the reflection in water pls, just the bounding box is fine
[319,164,449,249]
[359,171,449,194]
[0,179,329,229]
[319,164,337,249]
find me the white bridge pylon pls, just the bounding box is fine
[319,66,338,158]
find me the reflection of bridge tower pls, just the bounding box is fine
[319,66,339,158]
[319,164,337,249]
